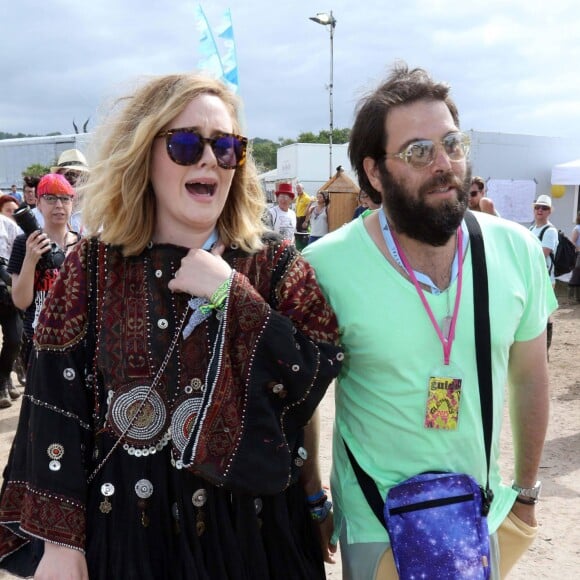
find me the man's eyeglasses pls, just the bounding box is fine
[156,127,248,170]
[385,132,470,170]
[40,195,74,205]
[534,205,550,211]
[469,190,480,197]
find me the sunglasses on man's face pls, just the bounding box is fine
[156,127,248,170]
[534,205,550,211]
[469,190,480,197]
[385,132,470,170]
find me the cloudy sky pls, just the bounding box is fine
[2,0,578,141]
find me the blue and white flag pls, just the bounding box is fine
[193,5,239,94]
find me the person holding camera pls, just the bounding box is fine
[8,174,81,370]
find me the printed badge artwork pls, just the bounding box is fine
[425,375,462,430]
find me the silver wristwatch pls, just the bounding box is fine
[511,480,542,502]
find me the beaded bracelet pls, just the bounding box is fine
[310,500,332,523]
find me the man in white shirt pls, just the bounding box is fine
[269,182,297,243]
[529,194,559,355]
[529,195,559,282]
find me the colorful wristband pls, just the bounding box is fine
[309,500,332,523]
[307,490,326,504]
[199,275,232,315]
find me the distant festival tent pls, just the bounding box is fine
[551,158,580,185]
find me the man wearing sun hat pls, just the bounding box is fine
[50,149,89,233]
[529,195,559,285]
[50,149,90,187]
[529,194,559,355]
[269,182,297,243]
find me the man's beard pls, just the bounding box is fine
[379,165,471,246]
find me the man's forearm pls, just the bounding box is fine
[508,333,550,487]
[300,408,324,496]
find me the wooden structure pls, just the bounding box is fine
[318,168,360,231]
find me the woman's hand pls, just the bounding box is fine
[34,542,88,580]
[168,241,232,299]
[24,230,51,266]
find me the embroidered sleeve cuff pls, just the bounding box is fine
[18,484,86,551]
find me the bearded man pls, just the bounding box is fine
[303,63,556,580]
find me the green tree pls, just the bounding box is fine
[251,139,278,172]
[296,131,318,143]
[333,127,351,144]
[315,128,350,144]
[22,163,52,178]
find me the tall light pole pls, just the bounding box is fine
[309,11,336,179]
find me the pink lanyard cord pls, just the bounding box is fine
[391,227,464,366]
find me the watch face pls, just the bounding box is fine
[513,481,542,498]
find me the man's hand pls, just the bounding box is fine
[510,501,537,528]
[313,510,337,564]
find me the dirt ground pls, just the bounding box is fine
[0,290,578,579]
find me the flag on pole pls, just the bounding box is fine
[216,9,239,93]
[193,5,239,94]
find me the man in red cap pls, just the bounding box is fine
[269,182,297,243]
[8,174,81,369]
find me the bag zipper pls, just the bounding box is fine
[388,492,475,515]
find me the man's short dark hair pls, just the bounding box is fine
[23,175,41,189]
[348,62,460,203]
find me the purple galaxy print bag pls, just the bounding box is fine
[384,472,491,579]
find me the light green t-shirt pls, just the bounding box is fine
[303,211,557,545]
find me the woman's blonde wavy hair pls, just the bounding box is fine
[81,74,266,256]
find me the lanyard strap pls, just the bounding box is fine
[390,224,464,366]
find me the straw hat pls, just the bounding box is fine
[533,194,552,208]
[50,149,89,173]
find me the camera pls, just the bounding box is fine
[13,205,65,271]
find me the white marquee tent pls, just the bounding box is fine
[551,158,580,185]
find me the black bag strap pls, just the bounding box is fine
[464,211,493,504]
[532,224,555,274]
[534,224,550,241]
[345,210,494,527]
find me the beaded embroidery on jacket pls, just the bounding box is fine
[88,244,190,482]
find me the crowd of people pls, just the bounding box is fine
[0,61,576,580]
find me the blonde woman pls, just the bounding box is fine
[0,74,342,579]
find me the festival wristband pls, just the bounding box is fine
[199,275,232,315]
[309,500,332,523]
[307,490,326,505]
